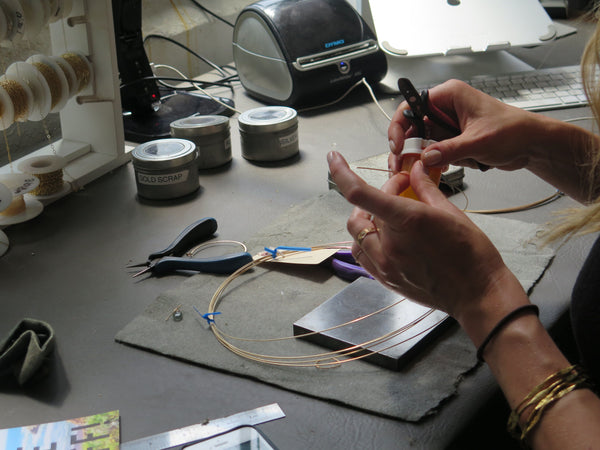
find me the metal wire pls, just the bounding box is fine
[201,247,443,368]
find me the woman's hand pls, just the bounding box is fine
[328,150,523,321]
[388,79,548,174]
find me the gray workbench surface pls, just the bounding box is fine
[0,18,597,450]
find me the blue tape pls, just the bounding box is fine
[193,306,221,325]
[264,246,312,258]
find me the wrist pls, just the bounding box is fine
[453,266,530,348]
[476,304,540,362]
[526,114,599,201]
[526,113,575,162]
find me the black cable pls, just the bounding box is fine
[187,0,235,28]
[143,34,228,77]
[119,75,236,91]
[154,73,239,93]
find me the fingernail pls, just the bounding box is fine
[422,149,442,166]
[327,151,337,163]
[389,140,396,153]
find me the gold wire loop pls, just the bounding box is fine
[186,240,247,258]
[315,357,342,370]
[198,244,445,369]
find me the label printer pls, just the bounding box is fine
[233,0,387,107]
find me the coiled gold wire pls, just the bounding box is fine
[204,249,443,368]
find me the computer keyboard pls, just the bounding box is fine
[464,65,587,111]
[419,65,587,112]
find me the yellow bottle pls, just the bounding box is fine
[399,138,442,200]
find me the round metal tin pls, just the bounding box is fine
[238,106,299,161]
[131,138,197,170]
[238,106,297,133]
[170,116,232,169]
[131,138,199,200]
[171,115,229,137]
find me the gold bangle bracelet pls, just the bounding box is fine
[507,365,590,444]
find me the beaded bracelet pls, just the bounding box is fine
[506,365,589,444]
[476,304,540,362]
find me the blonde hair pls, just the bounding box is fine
[541,8,600,244]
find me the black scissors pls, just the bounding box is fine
[397,78,489,171]
[128,217,253,278]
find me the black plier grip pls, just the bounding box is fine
[397,78,460,138]
[128,217,218,269]
[397,78,489,171]
[147,217,218,261]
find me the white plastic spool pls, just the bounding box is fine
[0,73,33,124]
[19,154,66,173]
[0,0,26,45]
[20,0,50,40]
[0,3,8,42]
[0,172,43,226]
[47,0,59,19]
[0,80,15,130]
[51,54,78,98]
[18,154,69,197]
[27,54,70,112]
[0,227,8,256]
[0,180,11,213]
[49,0,72,22]
[0,182,10,257]
[6,61,51,121]
[34,0,51,27]
[62,51,94,93]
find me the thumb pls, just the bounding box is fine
[422,134,483,170]
[411,161,462,214]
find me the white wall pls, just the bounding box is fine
[141,0,254,77]
[141,0,365,77]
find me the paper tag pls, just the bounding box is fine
[260,248,339,265]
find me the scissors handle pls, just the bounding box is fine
[148,217,218,261]
[151,252,254,276]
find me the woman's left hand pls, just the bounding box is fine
[327,150,515,320]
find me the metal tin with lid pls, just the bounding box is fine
[131,138,199,199]
[170,115,232,169]
[238,106,299,161]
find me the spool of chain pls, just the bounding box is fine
[18,154,66,197]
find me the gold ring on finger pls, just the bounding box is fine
[356,227,378,246]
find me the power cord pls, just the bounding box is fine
[188,0,236,28]
[298,77,393,121]
[151,63,241,114]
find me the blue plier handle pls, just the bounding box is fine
[148,253,254,277]
[128,217,253,278]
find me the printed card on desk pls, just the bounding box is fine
[0,410,119,450]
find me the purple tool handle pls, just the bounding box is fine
[331,250,373,281]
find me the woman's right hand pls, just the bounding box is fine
[388,79,553,174]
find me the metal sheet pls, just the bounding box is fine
[122,404,285,450]
[293,277,452,370]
